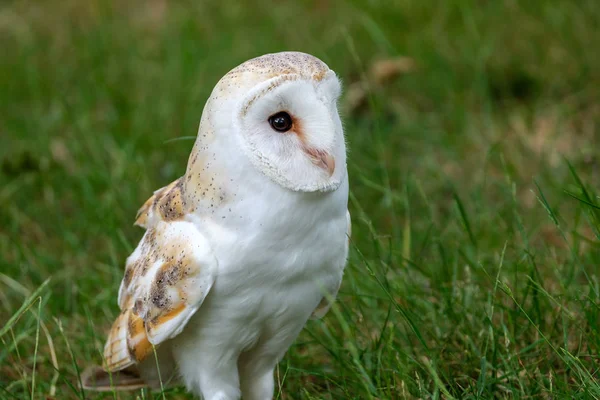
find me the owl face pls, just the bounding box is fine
[211,52,346,193]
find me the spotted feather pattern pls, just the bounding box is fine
[103,217,217,372]
[135,178,185,229]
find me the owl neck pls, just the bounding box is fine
[182,108,253,215]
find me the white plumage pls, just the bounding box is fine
[83,51,350,400]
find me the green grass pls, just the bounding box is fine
[2,0,600,398]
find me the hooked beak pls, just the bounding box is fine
[304,147,335,177]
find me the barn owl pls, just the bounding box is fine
[83,51,350,400]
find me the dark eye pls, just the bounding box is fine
[268,112,293,132]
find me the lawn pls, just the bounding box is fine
[2,0,600,398]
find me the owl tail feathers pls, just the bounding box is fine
[81,365,148,392]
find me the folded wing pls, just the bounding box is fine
[103,181,217,372]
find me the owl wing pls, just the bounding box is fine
[311,210,351,319]
[103,180,217,372]
[134,177,185,229]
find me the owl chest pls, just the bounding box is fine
[203,205,346,328]
[214,216,345,293]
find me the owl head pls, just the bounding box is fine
[196,52,346,193]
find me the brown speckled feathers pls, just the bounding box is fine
[101,217,216,373]
[135,178,185,229]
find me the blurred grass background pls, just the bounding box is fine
[1,0,600,398]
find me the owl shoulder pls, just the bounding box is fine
[135,178,186,229]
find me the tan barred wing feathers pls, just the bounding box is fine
[106,219,216,370]
[134,178,184,229]
[83,207,217,391]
